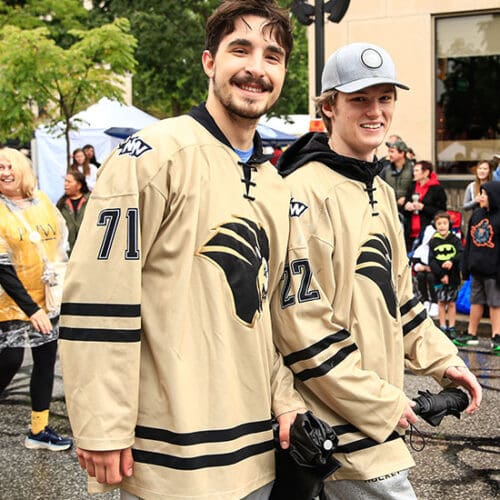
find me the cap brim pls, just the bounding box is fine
[334,77,410,93]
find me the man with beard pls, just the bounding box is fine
[58,2,305,499]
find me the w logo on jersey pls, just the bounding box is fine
[118,136,152,158]
[197,217,270,326]
[355,233,397,318]
[290,198,308,217]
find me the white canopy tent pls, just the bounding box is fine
[34,98,158,203]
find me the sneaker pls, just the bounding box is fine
[24,426,73,451]
[491,335,500,355]
[446,326,457,341]
[453,333,479,347]
[423,301,431,312]
[428,303,439,318]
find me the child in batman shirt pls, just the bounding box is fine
[428,211,463,338]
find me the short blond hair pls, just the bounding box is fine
[314,89,337,135]
[0,147,37,198]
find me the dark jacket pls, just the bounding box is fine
[429,231,463,289]
[462,180,500,282]
[57,195,89,254]
[403,176,447,245]
[380,158,414,201]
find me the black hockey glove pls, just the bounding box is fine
[413,388,469,427]
[270,411,341,500]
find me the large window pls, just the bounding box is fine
[436,13,499,174]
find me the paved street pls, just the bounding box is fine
[0,339,498,500]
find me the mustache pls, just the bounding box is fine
[230,75,273,92]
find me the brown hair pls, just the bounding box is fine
[205,0,293,65]
[433,210,450,224]
[0,147,37,198]
[473,159,493,197]
[70,148,91,177]
[415,160,433,174]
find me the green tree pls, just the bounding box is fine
[0,18,137,165]
[89,0,309,118]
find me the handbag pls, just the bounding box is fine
[11,207,66,318]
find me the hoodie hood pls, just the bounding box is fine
[481,180,500,211]
[277,132,385,216]
[277,132,384,183]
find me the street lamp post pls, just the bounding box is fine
[291,0,351,97]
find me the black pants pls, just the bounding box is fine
[0,340,57,411]
[416,271,437,303]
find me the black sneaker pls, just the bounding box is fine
[453,333,479,347]
[446,326,457,341]
[491,335,500,355]
[24,426,73,451]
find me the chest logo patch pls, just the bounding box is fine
[433,243,457,261]
[355,233,397,319]
[118,136,152,158]
[197,216,270,327]
[471,218,494,248]
[289,198,308,217]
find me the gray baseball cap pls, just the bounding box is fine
[321,42,410,94]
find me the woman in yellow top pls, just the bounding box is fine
[0,147,72,451]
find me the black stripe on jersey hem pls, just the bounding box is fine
[400,297,419,317]
[335,431,401,454]
[283,330,350,366]
[132,440,274,470]
[402,310,427,336]
[61,302,140,317]
[59,327,140,342]
[135,419,272,446]
[296,343,358,382]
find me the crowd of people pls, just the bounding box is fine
[0,1,497,499]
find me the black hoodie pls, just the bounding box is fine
[462,180,500,282]
[277,132,385,216]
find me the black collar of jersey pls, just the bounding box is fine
[188,103,272,165]
[277,132,384,184]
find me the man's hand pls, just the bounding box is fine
[76,447,134,484]
[30,309,52,334]
[398,400,418,429]
[276,409,306,449]
[444,366,482,414]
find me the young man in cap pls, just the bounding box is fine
[380,138,414,209]
[58,1,305,499]
[271,42,482,498]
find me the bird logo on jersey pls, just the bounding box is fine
[355,233,397,318]
[197,216,270,327]
[471,219,494,248]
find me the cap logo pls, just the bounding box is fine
[361,48,383,69]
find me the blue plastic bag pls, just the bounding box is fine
[456,277,472,314]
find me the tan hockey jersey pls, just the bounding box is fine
[272,133,465,481]
[59,105,303,499]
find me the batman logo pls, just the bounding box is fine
[355,233,397,318]
[471,219,494,248]
[433,243,457,261]
[197,216,270,326]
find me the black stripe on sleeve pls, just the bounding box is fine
[135,419,272,446]
[402,310,427,336]
[335,431,401,454]
[296,343,358,382]
[59,327,140,342]
[283,330,351,366]
[61,302,140,317]
[399,297,419,317]
[132,440,274,471]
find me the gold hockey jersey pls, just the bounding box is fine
[272,133,465,481]
[58,106,303,499]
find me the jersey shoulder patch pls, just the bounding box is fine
[118,136,153,158]
[289,198,308,217]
